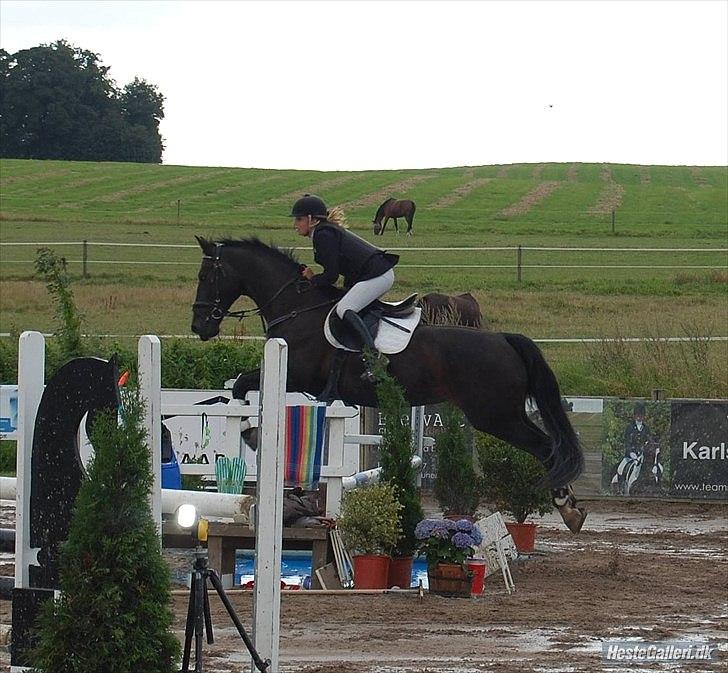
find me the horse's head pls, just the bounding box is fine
[372,221,382,235]
[191,236,242,341]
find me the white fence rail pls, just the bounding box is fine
[1,241,726,281]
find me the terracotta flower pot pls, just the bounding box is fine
[505,521,537,553]
[427,562,472,597]
[352,554,391,589]
[387,555,414,589]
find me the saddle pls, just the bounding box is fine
[328,293,418,351]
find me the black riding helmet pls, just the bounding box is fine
[291,194,328,219]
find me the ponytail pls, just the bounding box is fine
[325,206,348,228]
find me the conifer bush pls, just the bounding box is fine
[433,403,480,516]
[372,357,424,557]
[30,390,179,672]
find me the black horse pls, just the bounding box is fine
[373,198,416,235]
[191,237,586,532]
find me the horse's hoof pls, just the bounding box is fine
[560,505,587,534]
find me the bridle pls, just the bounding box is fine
[192,243,337,333]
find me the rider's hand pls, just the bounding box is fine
[301,267,314,280]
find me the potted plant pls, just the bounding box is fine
[475,433,553,553]
[337,482,402,589]
[373,358,425,589]
[433,403,480,519]
[415,518,483,597]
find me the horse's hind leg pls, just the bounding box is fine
[462,403,587,533]
[406,214,414,236]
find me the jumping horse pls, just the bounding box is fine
[372,198,416,236]
[191,237,587,532]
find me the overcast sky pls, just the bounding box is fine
[1,0,726,171]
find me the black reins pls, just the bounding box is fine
[192,243,337,334]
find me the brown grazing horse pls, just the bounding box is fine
[372,198,416,235]
[420,292,484,328]
[190,237,587,533]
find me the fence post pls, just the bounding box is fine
[517,245,522,282]
[82,240,89,278]
[611,209,616,234]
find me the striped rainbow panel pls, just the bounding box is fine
[284,404,326,489]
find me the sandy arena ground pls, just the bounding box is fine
[1,499,726,672]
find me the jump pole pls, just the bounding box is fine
[252,338,287,673]
[138,335,162,536]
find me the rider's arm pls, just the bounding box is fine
[311,228,340,286]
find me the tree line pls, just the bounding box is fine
[0,40,165,163]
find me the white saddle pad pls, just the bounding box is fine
[324,305,422,355]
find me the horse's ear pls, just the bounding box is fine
[195,235,212,255]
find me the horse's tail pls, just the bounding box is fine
[504,333,584,488]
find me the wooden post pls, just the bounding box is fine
[82,240,89,278]
[611,209,616,234]
[253,338,287,673]
[517,245,522,282]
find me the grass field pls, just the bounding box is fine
[0,158,726,397]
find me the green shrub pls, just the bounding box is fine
[34,248,84,361]
[30,390,179,672]
[433,404,480,516]
[0,440,15,474]
[373,357,424,557]
[475,433,553,523]
[338,482,402,555]
[0,337,262,389]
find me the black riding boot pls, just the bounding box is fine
[341,309,383,383]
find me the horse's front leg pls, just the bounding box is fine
[394,217,399,234]
[231,369,261,400]
[552,485,587,533]
[381,216,389,234]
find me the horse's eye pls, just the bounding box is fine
[198,270,208,281]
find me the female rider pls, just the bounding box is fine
[291,194,399,381]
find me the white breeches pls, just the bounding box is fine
[336,269,395,318]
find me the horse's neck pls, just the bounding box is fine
[233,249,320,322]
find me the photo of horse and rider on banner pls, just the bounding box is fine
[601,399,728,500]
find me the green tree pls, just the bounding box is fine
[34,247,84,360]
[30,391,179,672]
[433,403,480,516]
[0,40,164,162]
[373,358,424,557]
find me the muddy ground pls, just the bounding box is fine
[1,499,726,672]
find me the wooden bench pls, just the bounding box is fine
[204,522,333,589]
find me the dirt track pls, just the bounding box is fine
[1,500,726,672]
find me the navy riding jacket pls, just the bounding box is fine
[309,222,399,289]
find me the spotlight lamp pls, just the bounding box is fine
[174,503,209,543]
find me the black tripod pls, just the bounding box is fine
[182,547,271,673]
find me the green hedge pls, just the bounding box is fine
[0,336,263,389]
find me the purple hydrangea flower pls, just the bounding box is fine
[414,519,438,540]
[452,532,477,549]
[469,526,483,545]
[455,519,474,532]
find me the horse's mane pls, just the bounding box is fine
[374,197,396,220]
[214,237,301,269]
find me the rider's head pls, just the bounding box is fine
[291,194,328,236]
[633,402,646,420]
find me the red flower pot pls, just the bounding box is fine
[387,556,414,589]
[505,521,537,553]
[352,554,391,589]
